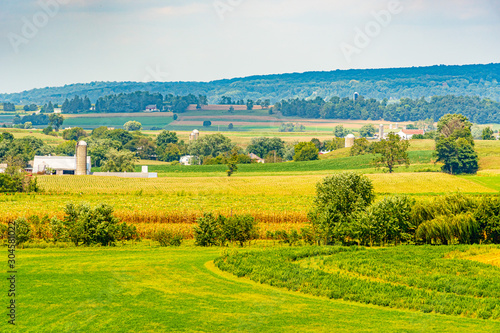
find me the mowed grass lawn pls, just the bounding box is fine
[5,244,500,332]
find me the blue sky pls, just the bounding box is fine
[1,0,499,93]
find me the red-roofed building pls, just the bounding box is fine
[396,129,425,140]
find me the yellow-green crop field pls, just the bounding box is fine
[1,172,498,239]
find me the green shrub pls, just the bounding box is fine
[62,203,133,246]
[14,218,32,247]
[49,217,67,243]
[194,213,258,247]
[153,230,183,247]
[194,213,224,247]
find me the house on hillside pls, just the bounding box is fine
[396,129,425,140]
[33,156,91,175]
[145,105,159,112]
[249,153,265,164]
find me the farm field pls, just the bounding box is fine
[1,172,498,239]
[4,243,500,332]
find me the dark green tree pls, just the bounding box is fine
[482,127,495,140]
[435,114,478,174]
[308,172,375,245]
[372,133,410,173]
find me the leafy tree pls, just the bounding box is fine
[24,122,33,129]
[310,138,322,150]
[62,203,133,246]
[354,196,415,246]
[124,137,156,159]
[173,114,178,120]
[62,127,87,141]
[228,106,235,113]
[156,130,178,147]
[157,143,181,162]
[2,132,14,142]
[435,114,478,174]
[3,102,16,112]
[334,125,346,138]
[246,99,254,110]
[228,123,234,130]
[372,133,410,173]
[13,218,32,247]
[203,120,212,127]
[189,133,234,159]
[123,121,142,131]
[91,126,108,138]
[308,172,375,245]
[246,137,285,158]
[101,149,136,172]
[226,154,238,177]
[0,136,51,164]
[42,126,53,135]
[103,129,134,146]
[55,140,77,156]
[293,142,319,162]
[48,114,64,131]
[482,127,495,140]
[350,138,371,156]
[360,124,376,137]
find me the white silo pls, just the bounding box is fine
[76,141,88,176]
[345,134,355,148]
[379,124,384,141]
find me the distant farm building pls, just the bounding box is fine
[186,104,266,111]
[248,153,265,164]
[345,134,355,148]
[396,129,425,140]
[189,129,200,142]
[145,105,159,112]
[180,155,195,166]
[33,156,91,175]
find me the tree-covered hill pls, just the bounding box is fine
[2,63,500,104]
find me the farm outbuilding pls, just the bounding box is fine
[33,156,91,175]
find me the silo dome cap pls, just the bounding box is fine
[346,134,356,138]
[78,141,88,146]
[193,129,199,134]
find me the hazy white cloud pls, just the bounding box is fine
[1,0,499,93]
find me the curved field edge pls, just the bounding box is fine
[214,246,500,320]
[8,245,500,333]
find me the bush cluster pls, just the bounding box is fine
[310,172,500,246]
[9,203,138,247]
[153,230,183,247]
[194,213,258,247]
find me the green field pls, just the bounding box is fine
[63,116,174,129]
[5,243,500,332]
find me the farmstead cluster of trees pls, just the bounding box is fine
[275,95,500,124]
[349,113,480,175]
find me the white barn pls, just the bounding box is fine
[33,156,91,175]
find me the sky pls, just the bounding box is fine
[0,0,499,94]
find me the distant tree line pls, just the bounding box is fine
[59,92,208,114]
[2,64,499,105]
[275,95,500,124]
